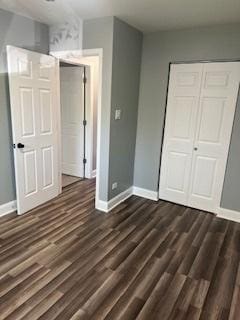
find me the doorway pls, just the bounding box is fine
[59,56,99,189]
[60,62,86,188]
[52,50,102,209]
[159,61,240,214]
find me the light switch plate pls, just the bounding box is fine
[115,109,121,120]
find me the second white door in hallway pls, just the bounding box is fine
[159,62,240,213]
[61,66,85,178]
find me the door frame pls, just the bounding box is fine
[66,56,99,180]
[50,48,103,210]
[158,59,240,213]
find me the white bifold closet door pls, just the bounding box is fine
[159,62,240,213]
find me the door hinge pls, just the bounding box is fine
[83,158,87,164]
[83,77,87,84]
[83,120,87,126]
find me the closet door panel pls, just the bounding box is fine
[188,62,240,212]
[159,63,203,205]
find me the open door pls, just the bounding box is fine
[60,65,85,178]
[7,46,60,215]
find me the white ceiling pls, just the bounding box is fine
[0,0,240,33]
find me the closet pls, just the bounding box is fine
[159,62,240,213]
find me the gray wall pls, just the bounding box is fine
[82,17,114,201]
[221,92,240,211]
[0,9,49,206]
[108,18,142,199]
[134,24,240,211]
[83,17,142,201]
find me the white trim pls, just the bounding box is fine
[91,169,97,178]
[85,65,93,179]
[0,200,17,217]
[108,187,133,211]
[55,58,62,195]
[217,207,240,223]
[132,187,158,201]
[50,49,103,211]
[96,187,133,213]
[95,199,108,212]
[96,185,159,213]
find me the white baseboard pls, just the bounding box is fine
[0,200,17,217]
[95,199,108,212]
[108,187,133,212]
[132,186,158,201]
[91,170,96,178]
[217,207,240,223]
[96,187,133,213]
[95,185,159,213]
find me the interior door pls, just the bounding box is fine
[159,63,203,205]
[188,62,240,212]
[60,66,84,177]
[7,46,60,215]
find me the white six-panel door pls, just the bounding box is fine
[159,64,203,206]
[60,66,84,177]
[159,62,240,213]
[188,62,240,212]
[7,46,60,215]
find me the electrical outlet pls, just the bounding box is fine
[112,182,118,190]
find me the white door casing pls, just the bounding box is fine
[159,62,240,213]
[50,48,103,212]
[60,66,84,177]
[7,46,60,215]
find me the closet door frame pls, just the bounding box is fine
[158,60,240,213]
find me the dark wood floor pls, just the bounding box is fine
[0,179,239,320]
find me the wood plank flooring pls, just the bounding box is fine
[62,175,82,188]
[0,178,239,319]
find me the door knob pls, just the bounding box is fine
[194,147,198,151]
[17,143,25,149]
